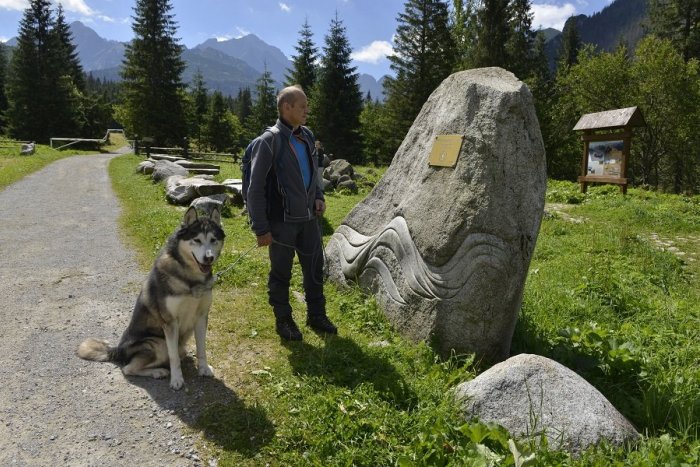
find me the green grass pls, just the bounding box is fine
[108,157,699,466]
[0,138,124,190]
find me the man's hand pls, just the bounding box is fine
[315,199,326,216]
[257,232,273,247]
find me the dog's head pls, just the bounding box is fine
[177,206,226,275]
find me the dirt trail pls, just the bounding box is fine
[0,153,220,466]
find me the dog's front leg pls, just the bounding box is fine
[163,322,184,390]
[195,313,214,378]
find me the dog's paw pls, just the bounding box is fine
[169,374,185,390]
[151,368,170,379]
[198,363,214,378]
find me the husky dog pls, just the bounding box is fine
[78,206,225,390]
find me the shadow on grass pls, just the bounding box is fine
[126,356,274,457]
[282,334,417,409]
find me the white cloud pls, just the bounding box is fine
[0,1,103,18]
[60,0,95,16]
[0,36,9,42]
[532,3,577,31]
[0,0,27,11]
[279,2,291,13]
[351,40,394,64]
[235,26,250,38]
[216,34,233,42]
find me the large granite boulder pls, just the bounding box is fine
[454,354,641,455]
[325,68,546,361]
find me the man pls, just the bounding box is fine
[247,85,337,341]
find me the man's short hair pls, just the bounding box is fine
[277,85,305,114]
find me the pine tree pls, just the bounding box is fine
[6,0,80,142]
[0,44,8,133]
[204,91,239,153]
[121,0,186,145]
[650,0,700,61]
[383,0,455,158]
[452,0,480,69]
[506,0,535,78]
[473,0,511,68]
[247,68,278,137]
[309,14,363,163]
[189,69,208,148]
[559,17,581,69]
[233,87,253,124]
[54,4,85,91]
[285,19,318,98]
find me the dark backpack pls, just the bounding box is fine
[241,126,281,206]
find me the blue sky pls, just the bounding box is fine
[0,0,614,78]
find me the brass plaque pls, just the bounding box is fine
[428,134,463,167]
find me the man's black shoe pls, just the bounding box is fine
[306,315,338,335]
[276,316,302,341]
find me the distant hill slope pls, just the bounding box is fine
[4,22,388,100]
[194,34,291,85]
[70,21,125,71]
[543,0,648,71]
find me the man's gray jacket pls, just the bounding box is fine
[247,119,324,237]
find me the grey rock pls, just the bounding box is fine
[454,354,641,455]
[165,177,227,205]
[190,194,230,216]
[322,166,334,181]
[152,160,188,183]
[20,143,35,155]
[337,179,358,193]
[320,178,333,192]
[325,68,546,361]
[338,174,352,184]
[329,159,354,178]
[135,160,155,175]
[164,176,194,205]
[322,155,331,168]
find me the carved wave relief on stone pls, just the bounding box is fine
[332,216,512,305]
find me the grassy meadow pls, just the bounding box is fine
[0,134,128,190]
[103,153,699,466]
[2,149,696,464]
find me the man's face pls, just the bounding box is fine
[285,94,308,128]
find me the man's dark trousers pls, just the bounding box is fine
[268,218,325,318]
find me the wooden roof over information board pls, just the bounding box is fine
[573,106,646,131]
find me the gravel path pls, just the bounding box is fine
[0,153,220,466]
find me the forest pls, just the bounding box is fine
[0,0,698,193]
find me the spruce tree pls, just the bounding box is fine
[473,0,511,68]
[6,0,79,142]
[189,69,208,148]
[121,0,186,145]
[650,0,700,62]
[204,91,238,153]
[247,68,278,137]
[285,19,318,98]
[452,0,480,69]
[0,44,8,133]
[506,0,535,78]
[559,17,581,69]
[309,14,363,163]
[54,4,85,91]
[383,0,455,158]
[233,87,253,123]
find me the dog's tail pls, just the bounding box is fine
[77,338,120,362]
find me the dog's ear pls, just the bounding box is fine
[209,207,221,226]
[183,206,199,227]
